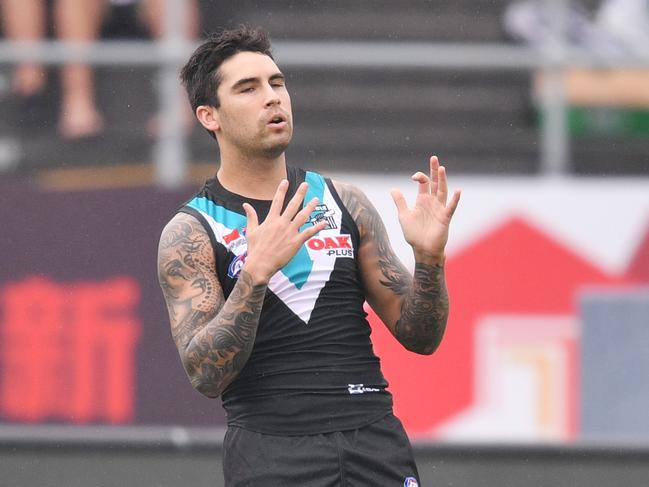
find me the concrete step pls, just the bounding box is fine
[290,121,537,153]
[291,80,529,115]
[206,0,508,42]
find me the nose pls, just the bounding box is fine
[263,83,281,107]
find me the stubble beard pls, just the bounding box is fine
[259,138,290,159]
[221,117,293,161]
[227,137,290,162]
[252,122,293,160]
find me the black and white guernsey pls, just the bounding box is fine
[180,166,393,435]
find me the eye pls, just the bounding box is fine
[166,260,183,277]
[241,87,254,93]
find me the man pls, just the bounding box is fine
[158,25,460,487]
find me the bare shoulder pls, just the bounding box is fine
[332,180,372,214]
[157,211,216,288]
[157,212,224,350]
[159,212,208,254]
[332,179,382,238]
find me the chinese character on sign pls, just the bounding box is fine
[0,277,141,424]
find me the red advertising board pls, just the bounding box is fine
[1,179,648,441]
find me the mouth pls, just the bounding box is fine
[267,113,288,128]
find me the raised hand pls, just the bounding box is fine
[242,179,326,284]
[390,156,461,264]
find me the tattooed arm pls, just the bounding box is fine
[158,180,326,397]
[157,212,267,397]
[334,159,460,355]
[335,182,446,354]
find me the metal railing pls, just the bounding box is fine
[4,422,649,454]
[0,0,647,188]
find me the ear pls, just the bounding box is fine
[196,105,220,133]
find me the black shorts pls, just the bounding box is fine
[222,413,421,487]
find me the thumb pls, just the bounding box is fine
[242,203,259,230]
[390,189,408,214]
[447,189,461,218]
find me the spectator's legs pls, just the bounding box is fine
[138,0,199,39]
[1,0,47,96]
[139,0,199,135]
[54,0,107,138]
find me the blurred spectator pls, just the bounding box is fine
[0,0,198,139]
[503,0,649,56]
[502,0,622,54]
[503,0,649,120]
[596,0,649,57]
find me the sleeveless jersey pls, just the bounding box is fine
[180,167,393,435]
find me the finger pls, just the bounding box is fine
[447,189,461,218]
[390,189,408,214]
[437,166,448,205]
[268,179,289,217]
[430,156,440,195]
[298,220,328,242]
[291,197,319,230]
[242,202,259,230]
[282,182,309,220]
[411,171,430,195]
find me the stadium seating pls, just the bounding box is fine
[1,0,646,176]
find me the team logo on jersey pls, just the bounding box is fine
[223,228,241,244]
[228,252,247,278]
[223,227,247,253]
[404,477,419,487]
[307,234,354,258]
[309,203,337,230]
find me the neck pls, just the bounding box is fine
[217,149,288,200]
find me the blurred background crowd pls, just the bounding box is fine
[0,0,647,179]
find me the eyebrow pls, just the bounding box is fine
[230,72,285,91]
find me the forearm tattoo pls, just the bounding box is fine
[184,270,266,397]
[395,263,448,354]
[158,215,266,397]
[338,182,449,354]
[338,183,411,295]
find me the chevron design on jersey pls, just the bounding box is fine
[187,172,347,324]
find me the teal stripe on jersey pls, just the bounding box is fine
[187,196,247,230]
[188,174,326,290]
[282,171,326,290]
[304,171,326,218]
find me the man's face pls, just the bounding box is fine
[214,51,293,158]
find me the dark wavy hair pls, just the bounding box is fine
[180,25,274,139]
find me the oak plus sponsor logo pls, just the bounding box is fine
[309,204,337,230]
[347,383,381,394]
[307,234,354,258]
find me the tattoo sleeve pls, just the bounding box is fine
[158,214,267,397]
[337,182,449,355]
[394,263,448,354]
